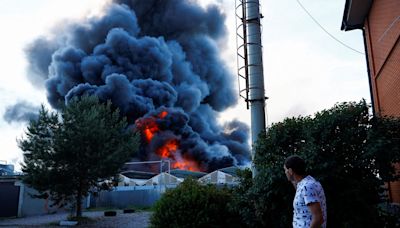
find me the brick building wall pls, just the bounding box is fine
[364,0,400,203]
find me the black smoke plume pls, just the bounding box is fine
[3,101,39,124]
[24,0,250,171]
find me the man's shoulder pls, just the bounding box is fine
[301,176,323,190]
[301,176,326,205]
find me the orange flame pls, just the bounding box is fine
[158,111,168,119]
[136,110,202,171]
[157,139,178,158]
[136,111,168,143]
[172,158,201,172]
[157,140,201,171]
[143,122,159,142]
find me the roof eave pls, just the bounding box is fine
[341,0,373,31]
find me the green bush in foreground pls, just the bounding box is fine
[239,101,400,227]
[150,178,242,228]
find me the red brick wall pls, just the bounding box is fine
[365,0,400,116]
[365,0,400,204]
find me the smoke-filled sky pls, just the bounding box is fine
[0,0,369,171]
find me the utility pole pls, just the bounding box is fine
[236,0,267,177]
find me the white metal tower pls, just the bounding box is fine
[235,0,266,176]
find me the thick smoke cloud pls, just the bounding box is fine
[24,0,250,171]
[3,101,39,124]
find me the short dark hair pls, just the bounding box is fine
[284,155,306,176]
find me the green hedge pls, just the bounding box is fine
[236,101,400,227]
[150,178,242,228]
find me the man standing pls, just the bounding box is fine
[284,155,327,228]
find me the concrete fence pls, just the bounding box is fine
[90,185,179,208]
[0,177,88,218]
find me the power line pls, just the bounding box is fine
[295,0,365,55]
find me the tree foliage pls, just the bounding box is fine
[235,101,400,227]
[19,95,139,217]
[150,178,242,228]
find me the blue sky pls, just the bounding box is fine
[0,0,370,169]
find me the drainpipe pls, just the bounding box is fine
[362,27,375,117]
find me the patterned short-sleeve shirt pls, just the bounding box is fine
[293,175,327,228]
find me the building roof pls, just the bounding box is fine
[198,170,238,184]
[341,0,373,31]
[144,172,183,186]
[169,169,207,179]
[120,170,158,179]
[0,164,15,176]
[217,166,241,177]
[0,175,20,182]
[120,169,207,180]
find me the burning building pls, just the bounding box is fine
[25,0,251,172]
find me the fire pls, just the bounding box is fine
[158,111,168,119]
[143,122,159,142]
[157,139,201,171]
[172,158,201,172]
[136,110,202,172]
[135,111,168,143]
[157,139,178,158]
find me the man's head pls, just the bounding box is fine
[284,155,306,182]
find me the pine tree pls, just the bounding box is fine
[19,96,139,217]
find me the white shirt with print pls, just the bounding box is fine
[293,175,327,228]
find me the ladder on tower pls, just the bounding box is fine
[235,0,250,109]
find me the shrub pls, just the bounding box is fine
[150,178,242,228]
[236,101,400,227]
